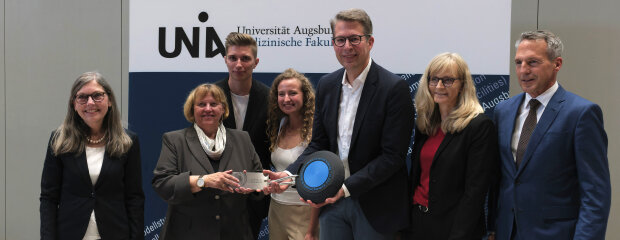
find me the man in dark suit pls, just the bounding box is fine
[214,32,270,239]
[265,9,414,239]
[491,30,611,240]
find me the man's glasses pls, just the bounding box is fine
[75,92,106,104]
[429,77,458,87]
[332,34,371,47]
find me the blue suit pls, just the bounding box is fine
[492,85,610,239]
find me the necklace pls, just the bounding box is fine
[87,133,106,144]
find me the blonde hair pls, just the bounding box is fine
[183,84,229,123]
[266,69,315,152]
[52,72,132,157]
[414,52,483,135]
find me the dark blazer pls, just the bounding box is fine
[492,85,611,239]
[287,61,415,234]
[215,78,270,238]
[40,130,144,240]
[152,127,262,240]
[215,78,271,169]
[409,114,498,239]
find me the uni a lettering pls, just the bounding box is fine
[158,11,225,58]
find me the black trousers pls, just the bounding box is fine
[401,204,483,240]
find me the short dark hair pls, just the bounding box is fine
[225,32,258,58]
[330,8,373,36]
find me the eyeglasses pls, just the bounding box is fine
[429,77,459,87]
[332,34,371,47]
[75,92,106,104]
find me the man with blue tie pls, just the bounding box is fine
[492,30,611,240]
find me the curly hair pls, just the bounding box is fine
[266,68,315,152]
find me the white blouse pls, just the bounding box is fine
[271,117,309,205]
[83,146,104,240]
[271,144,308,205]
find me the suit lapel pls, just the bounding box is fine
[185,128,215,173]
[517,86,566,176]
[410,132,427,177]
[326,71,344,152]
[503,94,524,175]
[350,62,377,148]
[219,79,237,129]
[243,79,263,131]
[94,152,112,188]
[75,151,93,186]
[431,132,454,169]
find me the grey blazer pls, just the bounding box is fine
[152,127,262,240]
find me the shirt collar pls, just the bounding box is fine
[341,57,372,90]
[524,81,558,109]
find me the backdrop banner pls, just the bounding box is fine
[130,1,511,239]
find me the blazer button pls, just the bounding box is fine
[431,179,437,183]
[215,215,220,220]
[90,192,95,198]
[215,195,220,200]
[515,179,520,185]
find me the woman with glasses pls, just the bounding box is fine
[152,84,262,240]
[403,53,499,239]
[40,72,144,240]
[264,69,319,240]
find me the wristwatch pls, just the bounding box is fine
[197,175,206,189]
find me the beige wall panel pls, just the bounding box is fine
[122,0,129,124]
[1,0,6,238]
[510,0,539,96]
[4,0,122,239]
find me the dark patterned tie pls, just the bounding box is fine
[515,99,541,167]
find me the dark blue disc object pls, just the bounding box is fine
[296,151,344,203]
